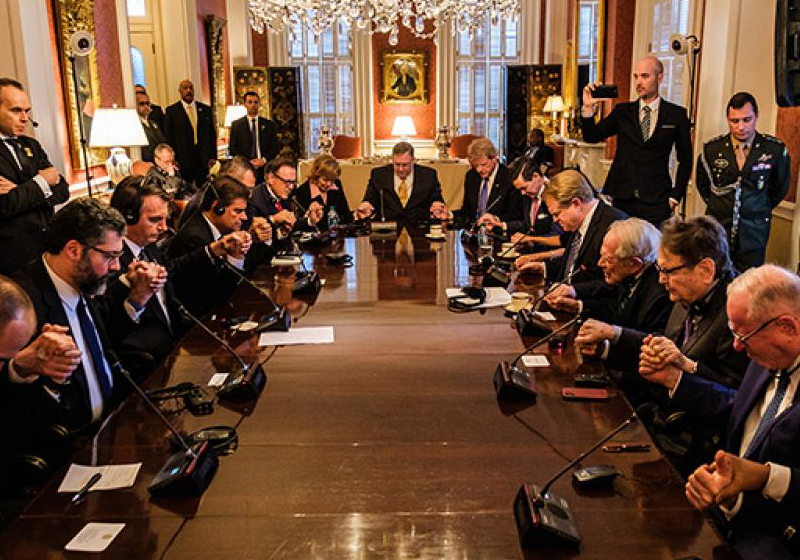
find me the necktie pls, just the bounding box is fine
[398,180,409,206]
[76,297,112,403]
[745,372,792,456]
[529,199,540,229]
[186,105,198,144]
[4,138,26,171]
[736,143,748,170]
[563,231,582,278]
[682,308,697,346]
[250,118,258,159]
[477,177,490,216]
[641,105,652,142]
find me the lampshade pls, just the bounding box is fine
[543,95,565,114]
[88,107,148,147]
[391,116,417,137]
[224,105,247,127]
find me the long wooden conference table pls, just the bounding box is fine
[0,227,736,559]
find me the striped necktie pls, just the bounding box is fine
[745,372,792,457]
[641,105,652,142]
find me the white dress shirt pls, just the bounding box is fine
[639,96,661,140]
[123,238,171,330]
[203,214,245,269]
[249,117,261,159]
[394,169,415,201]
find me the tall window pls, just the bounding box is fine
[130,47,146,87]
[126,0,146,17]
[289,21,354,157]
[577,0,600,83]
[455,16,519,153]
[650,0,691,106]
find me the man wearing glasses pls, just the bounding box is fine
[8,198,161,434]
[135,89,166,163]
[647,265,800,559]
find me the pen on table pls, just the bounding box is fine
[71,472,102,504]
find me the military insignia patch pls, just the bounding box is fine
[714,158,729,169]
[23,147,33,157]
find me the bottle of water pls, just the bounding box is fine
[478,224,492,260]
[327,206,340,231]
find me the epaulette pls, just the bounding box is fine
[704,133,728,146]
[761,133,784,145]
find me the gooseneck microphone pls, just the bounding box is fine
[105,349,219,496]
[515,266,583,337]
[175,302,266,401]
[514,413,638,547]
[219,260,290,332]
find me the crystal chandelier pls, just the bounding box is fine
[248,0,520,43]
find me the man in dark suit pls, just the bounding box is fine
[168,176,254,315]
[135,84,164,130]
[108,177,248,371]
[648,265,800,558]
[524,128,555,168]
[353,142,449,223]
[8,198,161,433]
[451,137,523,227]
[696,92,790,271]
[581,56,692,226]
[0,78,70,276]
[228,91,279,184]
[135,90,166,163]
[549,217,671,336]
[515,169,627,290]
[164,79,217,190]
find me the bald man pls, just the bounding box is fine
[163,79,217,190]
[581,56,692,227]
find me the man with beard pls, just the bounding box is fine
[10,197,162,432]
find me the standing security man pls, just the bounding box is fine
[696,92,790,271]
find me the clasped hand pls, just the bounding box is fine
[12,324,81,382]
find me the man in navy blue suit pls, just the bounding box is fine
[641,264,800,558]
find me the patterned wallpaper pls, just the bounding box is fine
[95,0,125,107]
[776,106,800,202]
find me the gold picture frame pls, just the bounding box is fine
[52,0,105,169]
[233,66,271,117]
[380,51,428,104]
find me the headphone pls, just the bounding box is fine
[112,175,151,225]
[447,286,487,312]
[205,176,227,216]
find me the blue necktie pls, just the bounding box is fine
[76,297,113,403]
[745,372,792,457]
[477,177,490,217]
[563,231,582,278]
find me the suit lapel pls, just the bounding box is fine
[404,165,425,208]
[729,365,772,450]
[574,201,605,264]
[0,140,24,182]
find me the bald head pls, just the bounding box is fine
[0,275,35,360]
[728,264,800,323]
[179,80,194,104]
[633,56,663,102]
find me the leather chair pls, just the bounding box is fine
[546,142,565,171]
[331,135,361,159]
[131,160,154,176]
[449,134,480,158]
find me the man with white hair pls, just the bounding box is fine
[646,265,800,559]
[551,217,671,346]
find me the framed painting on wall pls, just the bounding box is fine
[380,51,428,104]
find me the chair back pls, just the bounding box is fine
[331,135,361,159]
[449,134,480,158]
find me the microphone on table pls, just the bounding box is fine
[515,265,584,337]
[461,195,505,244]
[175,301,266,402]
[513,413,638,548]
[494,314,582,401]
[371,188,397,233]
[219,260,291,332]
[478,226,536,288]
[104,348,220,496]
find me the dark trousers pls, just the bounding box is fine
[731,247,765,273]
[611,197,673,229]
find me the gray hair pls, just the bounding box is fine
[607,218,660,265]
[727,264,800,321]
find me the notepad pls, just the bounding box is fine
[521,355,550,367]
[58,463,141,493]
[258,326,335,346]
[65,523,125,552]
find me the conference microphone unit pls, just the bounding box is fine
[105,349,219,496]
[371,188,397,233]
[515,266,583,337]
[220,260,291,332]
[494,314,582,401]
[513,413,637,548]
[176,302,266,402]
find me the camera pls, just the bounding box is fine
[670,33,700,55]
[69,31,95,57]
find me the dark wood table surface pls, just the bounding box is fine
[0,228,737,559]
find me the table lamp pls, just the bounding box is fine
[543,95,564,139]
[391,116,417,140]
[88,105,148,185]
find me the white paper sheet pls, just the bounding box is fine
[208,373,229,387]
[258,326,335,347]
[445,287,513,309]
[58,463,141,493]
[65,523,125,552]
[521,355,550,367]
[534,311,556,321]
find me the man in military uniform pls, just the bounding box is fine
[696,92,790,271]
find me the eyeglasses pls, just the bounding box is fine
[655,261,692,276]
[729,315,783,346]
[275,175,298,189]
[88,245,123,263]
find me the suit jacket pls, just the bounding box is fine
[149,103,165,130]
[10,259,129,432]
[609,271,749,390]
[578,263,671,334]
[167,212,242,316]
[0,136,70,276]
[581,99,692,204]
[163,100,216,185]
[140,118,166,162]
[672,362,800,558]
[295,180,353,228]
[456,164,523,226]
[505,195,557,236]
[362,164,444,223]
[228,115,280,164]
[545,199,627,287]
